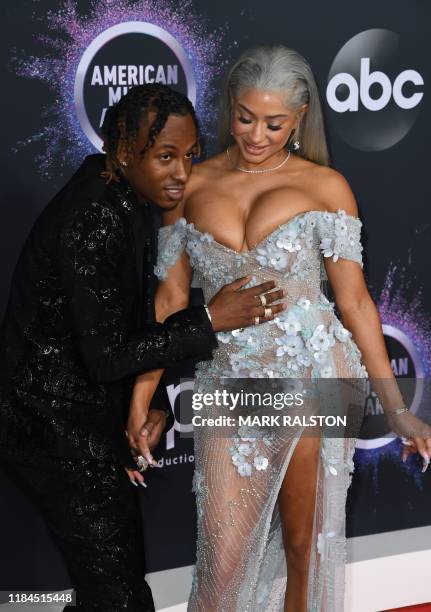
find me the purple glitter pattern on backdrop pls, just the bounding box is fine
[378,264,431,378]
[12,0,226,177]
[354,264,431,485]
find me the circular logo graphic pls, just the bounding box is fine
[326,29,424,151]
[74,22,196,151]
[356,324,424,449]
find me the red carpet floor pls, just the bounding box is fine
[384,604,431,611]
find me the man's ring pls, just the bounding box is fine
[264,307,272,318]
[258,294,267,307]
[255,316,260,325]
[135,455,149,472]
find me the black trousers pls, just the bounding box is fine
[1,452,154,611]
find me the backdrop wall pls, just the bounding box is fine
[1,0,430,594]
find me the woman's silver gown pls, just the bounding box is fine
[156,209,368,612]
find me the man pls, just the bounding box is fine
[0,84,281,610]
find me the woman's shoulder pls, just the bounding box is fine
[190,152,228,181]
[301,162,358,217]
[183,152,228,210]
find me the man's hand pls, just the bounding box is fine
[125,409,167,487]
[208,277,286,332]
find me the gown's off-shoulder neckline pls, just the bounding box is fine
[173,208,362,257]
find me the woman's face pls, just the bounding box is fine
[230,88,306,165]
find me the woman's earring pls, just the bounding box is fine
[120,160,128,167]
[289,128,300,151]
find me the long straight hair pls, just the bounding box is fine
[219,45,330,166]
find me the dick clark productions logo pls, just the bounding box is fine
[74,21,196,151]
[326,28,424,151]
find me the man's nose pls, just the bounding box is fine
[171,159,188,183]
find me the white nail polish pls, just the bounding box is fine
[130,480,138,487]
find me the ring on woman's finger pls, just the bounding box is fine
[258,294,267,307]
[264,307,272,318]
[255,316,260,325]
[135,455,149,472]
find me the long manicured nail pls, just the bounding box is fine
[130,480,138,487]
[139,481,147,488]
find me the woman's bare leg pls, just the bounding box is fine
[278,435,320,612]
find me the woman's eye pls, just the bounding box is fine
[160,154,171,161]
[268,124,282,131]
[185,151,194,159]
[238,116,252,124]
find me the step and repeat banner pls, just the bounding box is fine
[1,0,430,588]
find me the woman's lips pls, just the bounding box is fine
[242,141,269,156]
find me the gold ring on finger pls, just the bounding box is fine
[264,307,272,318]
[258,294,267,307]
[255,316,260,325]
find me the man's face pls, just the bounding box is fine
[120,112,198,209]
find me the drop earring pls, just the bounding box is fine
[120,160,128,167]
[289,128,300,151]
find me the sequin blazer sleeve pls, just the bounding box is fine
[59,201,217,384]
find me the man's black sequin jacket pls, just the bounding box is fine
[0,155,217,467]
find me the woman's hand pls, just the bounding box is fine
[387,411,431,471]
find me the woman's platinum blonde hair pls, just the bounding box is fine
[219,45,330,166]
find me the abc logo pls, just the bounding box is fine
[327,58,423,112]
[326,29,424,151]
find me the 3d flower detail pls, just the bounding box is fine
[254,455,269,471]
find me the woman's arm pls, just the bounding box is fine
[322,173,431,465]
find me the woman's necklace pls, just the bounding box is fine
[226,146,291,174]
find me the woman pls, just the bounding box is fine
[131,47,431,611]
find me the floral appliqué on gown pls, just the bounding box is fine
[156,210,368,612]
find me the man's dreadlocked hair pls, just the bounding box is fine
[101,84,199,182]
